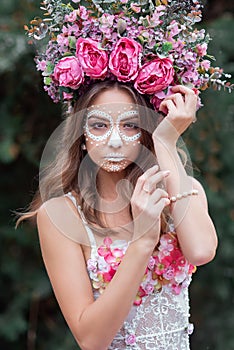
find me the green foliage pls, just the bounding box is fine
[0,0,234,349]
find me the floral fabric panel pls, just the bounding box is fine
[87,231,196,349]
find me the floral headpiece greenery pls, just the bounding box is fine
[25,0,233,111]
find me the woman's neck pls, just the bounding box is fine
[97,168,126,201]
[96,168,133,231]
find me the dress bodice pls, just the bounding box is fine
[65,192,196,350]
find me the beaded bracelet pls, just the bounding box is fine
[170,189,198,203]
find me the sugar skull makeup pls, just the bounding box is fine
[84,106,142,145]
[84,103,142,173]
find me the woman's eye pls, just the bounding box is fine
[123,123,139,129]
[91,123,107,129]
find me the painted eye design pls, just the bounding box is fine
[123,122,139,130]
[90,122,108,129]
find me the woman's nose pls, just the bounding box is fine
[107,127,123,148]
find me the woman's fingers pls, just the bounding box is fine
[170,85,197,108]
[134,165,159,195]
[143,171,170,193]
[147,188,169,203]
[159,99,177,115]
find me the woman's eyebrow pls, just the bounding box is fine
[87,115,110,122]
[118,114,140,122]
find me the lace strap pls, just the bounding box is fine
[64,192,97,248]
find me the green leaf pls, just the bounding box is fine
[161,41,173,53]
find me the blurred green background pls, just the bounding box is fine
[0,0,234,349]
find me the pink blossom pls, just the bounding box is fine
[196,43,207,57]
[78,6,89,20]
[87,259,97,272]
[57,34,69,48]
[65,10,77,23]
[134,286,146,305]
[159,233,175,251]
[53,56,84,89]
[200,59,211,70]
[131,3,141,13]
[66,24,80,36]
[109,37,142,82]
[102,266,116,282]
[125,334,136,345]
[154,260,168,275]
[168,20,181,37]
[98,245,109,258]
[163,267,175,280]
[149,6,165,26]
[76,38,108,79]
[36,60,47,71]
[171,283,182,295]
[99,14,115,39]
[147,256,155,270]
[100,13,114,27]
[144,283,154,294]
[63,92,73,100]
[134,57,174,94]
[103,237,112,246]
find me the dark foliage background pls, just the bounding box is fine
[0,1,233,349]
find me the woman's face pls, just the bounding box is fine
[84,88,142,173]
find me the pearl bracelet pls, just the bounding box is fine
[170,189,198,203]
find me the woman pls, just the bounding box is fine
[21,0,227,347]
[21,80,217,350]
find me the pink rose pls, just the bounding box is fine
[76,38,108,79]
[53,56,84,89]
[134,57,174,94]
[109,37,142,82]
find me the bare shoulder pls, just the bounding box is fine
[37,195,90,246]
[189,176,208,211]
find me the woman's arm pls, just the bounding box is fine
[37,168,169,350]
[37,201,148,350]
[153,85,218,266]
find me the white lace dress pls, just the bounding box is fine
[65,192,195,350]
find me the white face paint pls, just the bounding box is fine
[84,106,142,144]
[84,103,142,173]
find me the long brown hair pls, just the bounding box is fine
[17,81,163,228]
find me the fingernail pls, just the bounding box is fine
[163,170,170,177]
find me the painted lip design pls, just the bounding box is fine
[104,153,126,162]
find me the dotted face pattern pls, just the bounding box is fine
[84,104,142,145]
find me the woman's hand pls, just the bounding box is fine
[130,165,170,249]
[153,85,198,146]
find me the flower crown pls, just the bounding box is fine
[25,0,233,111]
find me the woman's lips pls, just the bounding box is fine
[104,154,126,162]
[104,157,125,162]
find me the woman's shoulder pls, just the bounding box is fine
[37,195,90,246]
[39,194,78,211]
